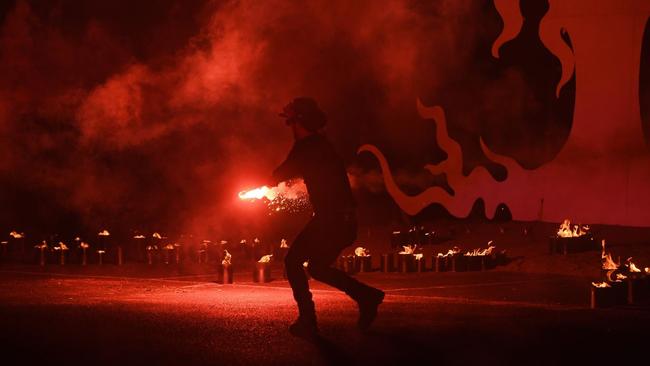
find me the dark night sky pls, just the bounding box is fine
[0,0,646,237]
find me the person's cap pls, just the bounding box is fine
[279,97,327,132]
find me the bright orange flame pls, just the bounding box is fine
[557,219,589,238]
[437,246,461,257]
[239,186,274,200]
[238,180,309,213]
[626,257,642,273]
[354,246,370,257]
[222,250,232,266]
[465,241,495,256]
[592,282,610,288]
[601,240,619,270]
[9,231,24,239]
[258,254,273,263]
[399,244,417,255]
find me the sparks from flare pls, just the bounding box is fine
[238,180,310,213]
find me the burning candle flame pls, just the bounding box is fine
[133,235,145,239]
[9,231,24,239]
[258,254,273,263]
[54,242,69,251]
[592,282,611,288]
[626,257,642,273]
[280,239,289,248]
[414,253,424,261]
[437,246,461,257]
[222,250,232,266]
[354,247,370,257]
[465,241,495,256]
[153,233,162,239]
[601,240,619,270]
[399,244,417,255]
[98,230,110,236]
[557,219,589,238]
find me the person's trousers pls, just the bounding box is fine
[284,212,375,320]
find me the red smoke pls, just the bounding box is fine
[0,0,572,235]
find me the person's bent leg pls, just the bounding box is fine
[307,262,381,302]
[308,261,384,331]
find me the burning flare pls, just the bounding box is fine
[133,235,145,239]
[239,186,274,200]
[98,230,110,236]
[280,239,289,248]
[222,250,232,266]
[414,253,424,261]
[153,233,162,239]
[258,254,273,263]
[354,247,370,257]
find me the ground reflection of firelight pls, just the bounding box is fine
[238,180,310,214]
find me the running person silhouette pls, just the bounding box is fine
[272,97,384,338]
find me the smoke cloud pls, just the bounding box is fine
[0,0,577,236]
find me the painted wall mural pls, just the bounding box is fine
[360,0,650,227]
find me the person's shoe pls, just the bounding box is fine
[289,317,319,340]
[357,288,385,331]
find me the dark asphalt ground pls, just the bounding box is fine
[0,265,648,365]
